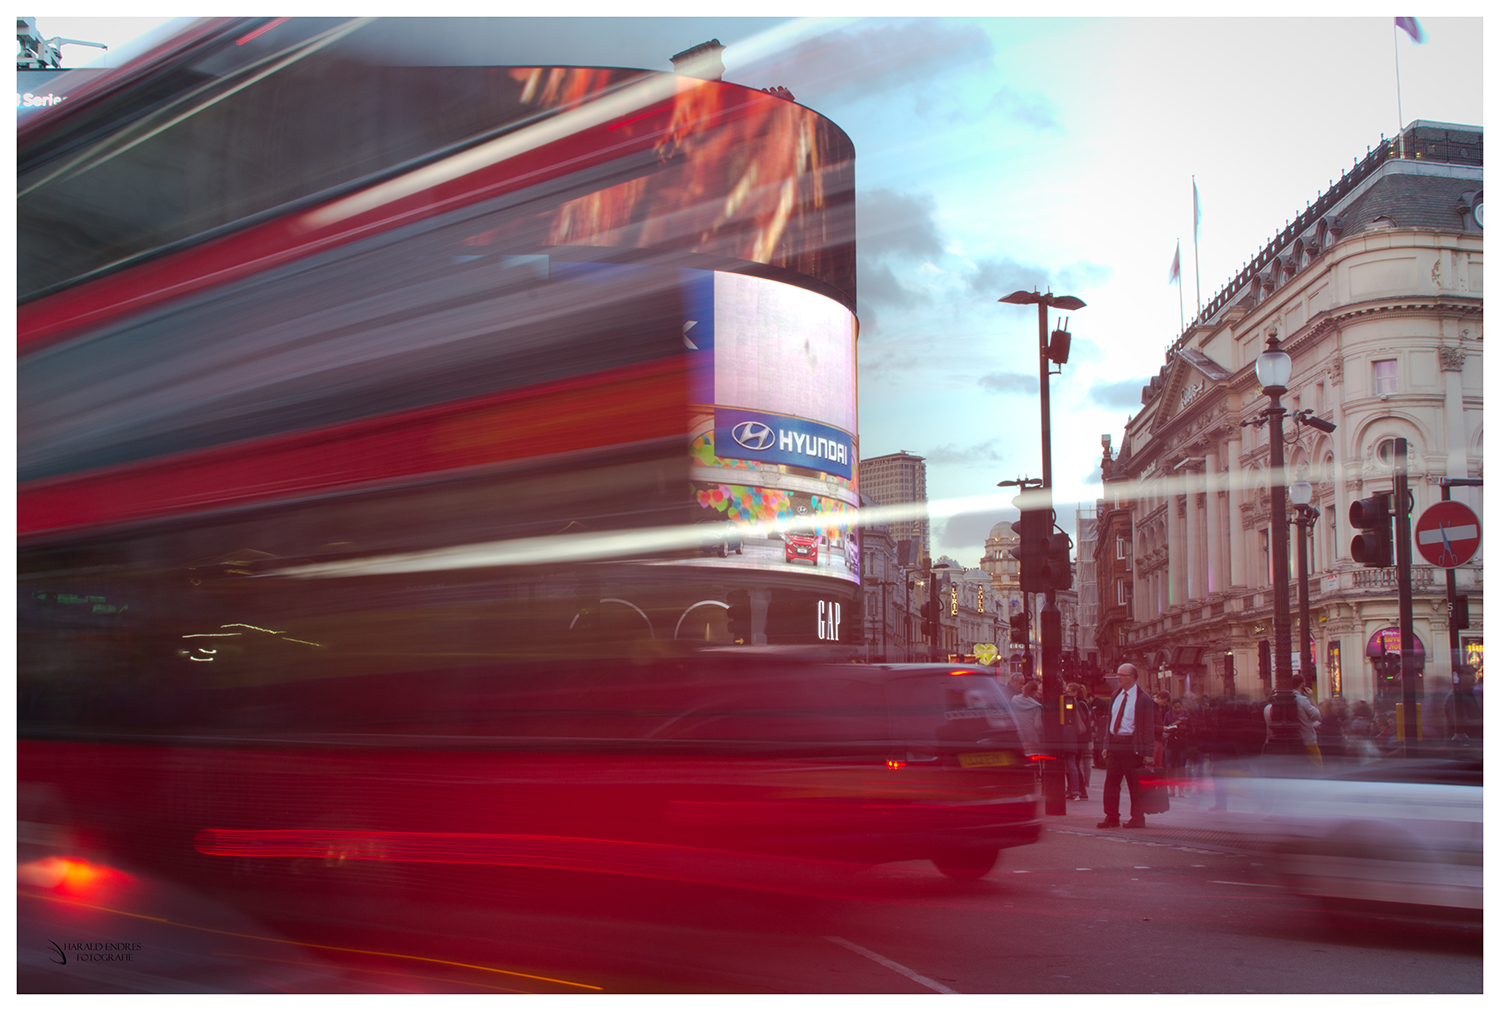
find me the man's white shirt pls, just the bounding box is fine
[1111,685,1138,736]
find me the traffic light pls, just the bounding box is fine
[920,602,936,643]
[1041,528,1073,590]
[1008,612,1028,643]
[726,589,750,644]
[1378,651,1401,685]
[1349,493,1393,568]
[1012,509,1051,593]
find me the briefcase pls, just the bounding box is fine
[1138,768,1171,815]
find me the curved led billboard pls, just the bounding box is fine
[683,271,859,585]
[22,44,855,310]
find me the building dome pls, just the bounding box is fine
[988,521,1014,540]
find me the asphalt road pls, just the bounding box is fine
[19,788,1482,993]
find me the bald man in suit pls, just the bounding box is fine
[1097,663,1159,829]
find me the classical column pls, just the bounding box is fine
[1167,491,1185,609]
[1226,435,1246,587]
[1205,448,1223,596]
[1185,465,1203,602]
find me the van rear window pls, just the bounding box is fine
[887,673,1019,746]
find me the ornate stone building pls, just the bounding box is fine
[1100,121,1482,703]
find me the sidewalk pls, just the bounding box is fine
[1037,773,1271,854]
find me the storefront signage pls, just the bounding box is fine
[816,600,843,641]
[1365,626,1425,665]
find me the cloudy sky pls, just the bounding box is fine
[33,15,1484,568]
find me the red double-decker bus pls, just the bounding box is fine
[17,24,1035,991]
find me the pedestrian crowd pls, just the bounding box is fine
[997,662,1483,819]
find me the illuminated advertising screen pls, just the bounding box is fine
[681,271,859,585]
[543,80,856,306]
[708,272,856,433]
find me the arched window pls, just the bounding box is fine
[1375,438,1397,467]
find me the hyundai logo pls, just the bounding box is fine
[731,421,776,452]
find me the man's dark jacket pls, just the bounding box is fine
[1105,687,1159,757]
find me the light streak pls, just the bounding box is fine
[300,18,851,230]
[257,457,1358,580]
[235,17,290,46]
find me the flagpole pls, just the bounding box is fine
[1192,177,1202,318]
[1393,20,1405,157]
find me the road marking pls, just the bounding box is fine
[824,937,958,994]
[19,888,599,989]
[1210,880,1276,888]
[1075,867,1091,871]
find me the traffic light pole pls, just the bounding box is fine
[1033,300,1065,817]
[1395,439,1417,757]
[999,289,1082,817]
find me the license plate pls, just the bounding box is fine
[958,751,1017,768]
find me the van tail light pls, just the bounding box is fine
[1028,754,1057,762]
[886,759,907,770]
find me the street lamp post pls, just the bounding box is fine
[1290,479,1319,695]
[999,289,1085,816]
[1256,330,1302,754]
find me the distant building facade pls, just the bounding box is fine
[1100,121,1483,702]
[860,451,930,566]
[858,497,915,662]
[1073,506,1099,669]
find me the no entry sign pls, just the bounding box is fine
[1414,500,1481,567]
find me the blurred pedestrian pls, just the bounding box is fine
[1443,666,1483,749]
[1089,685,1110,769]
[1263,675,1323,766]
[1315,696,1347,763]
[1097,663,1158,829]
[1061,682,1092,800]
[1345,699,1379,762]
[1373,712,1399,755]
[999,671,1025,704]
[1162,700,1190,796]
[1152,691,1172,768]
[1011,680,1043,757]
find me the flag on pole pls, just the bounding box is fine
[1395,17,1426,44]
[1168,241,1181,284]
[1193,180,1201,239]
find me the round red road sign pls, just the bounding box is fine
[1413,500,1481,567]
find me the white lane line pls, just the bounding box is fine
[824,936,958,994]
[1210,880,1277,888]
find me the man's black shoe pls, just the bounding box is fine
[1123,817,1146,828]
[1096,818,1120,829]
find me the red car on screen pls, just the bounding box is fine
[784,532,818,564]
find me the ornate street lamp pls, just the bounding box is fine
[1289,478,1320,694]
[1256,330,1302,754]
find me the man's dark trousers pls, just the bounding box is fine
[1102,733,1144,821]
